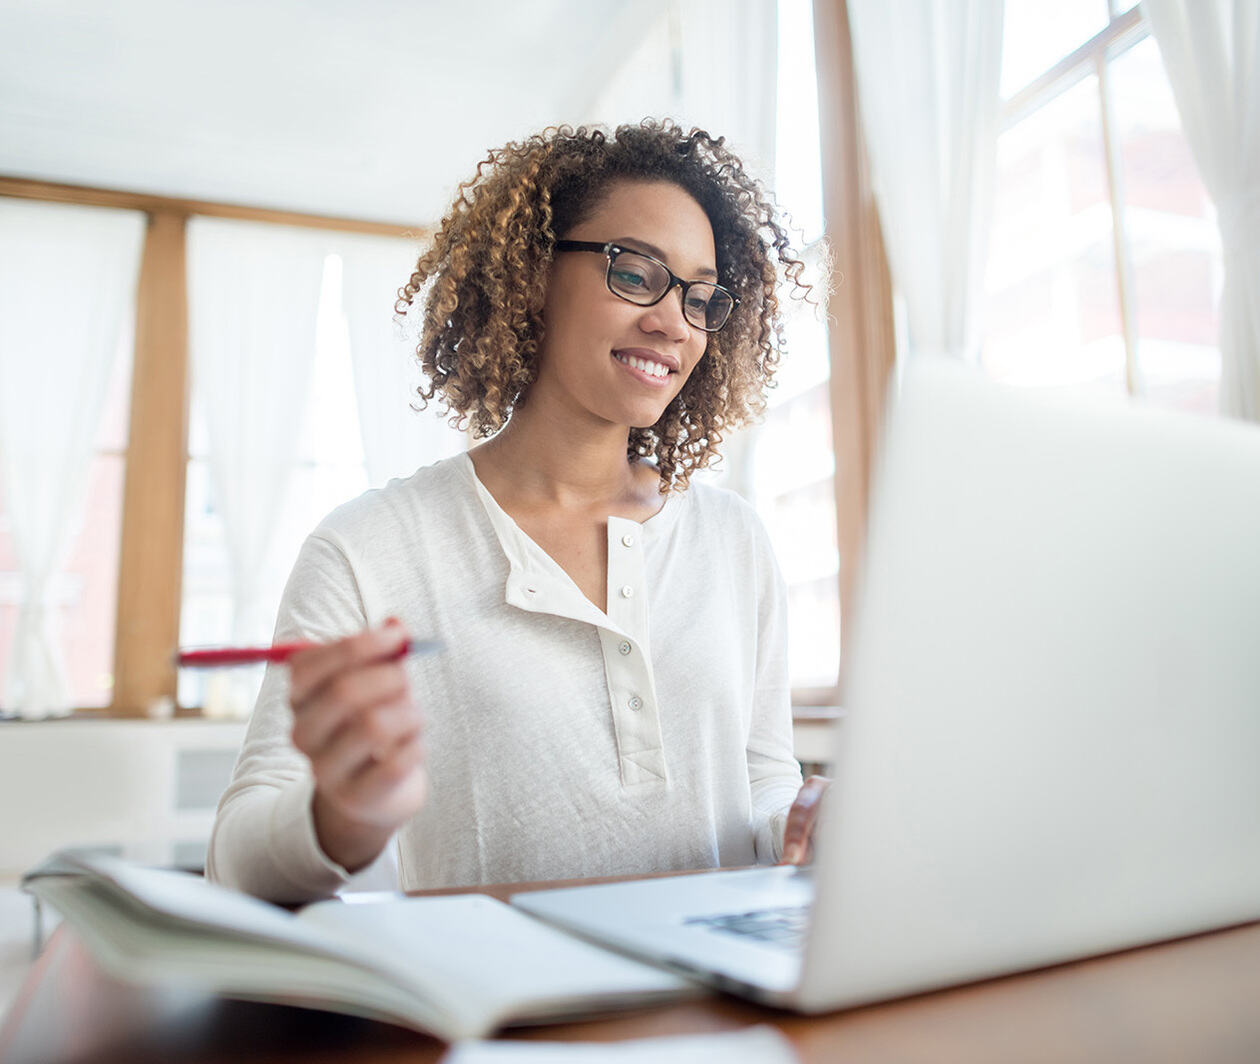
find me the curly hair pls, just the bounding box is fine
[396,119,811,492]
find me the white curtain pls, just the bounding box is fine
[845,0,1005,362]
[337,234,465,486]
[672,0,779,182]
[187,219,327,647]
[581,0,778,184]
[0,200,145,718]
[1144,0,1260,420]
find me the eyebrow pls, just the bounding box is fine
[616,237,719,281]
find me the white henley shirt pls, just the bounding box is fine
[207,452,803,902]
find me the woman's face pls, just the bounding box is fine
[534,179,715,432]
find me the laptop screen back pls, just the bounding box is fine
[800,362,1260,1010]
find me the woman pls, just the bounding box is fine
[208,121,827,903]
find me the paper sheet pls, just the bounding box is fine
[441,1025,798,1063]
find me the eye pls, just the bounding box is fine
[611,267,651,290]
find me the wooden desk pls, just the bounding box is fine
[3,878,1258,1064]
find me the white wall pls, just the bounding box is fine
[0,719,246,878]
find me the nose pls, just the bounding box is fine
[640,282,692,341]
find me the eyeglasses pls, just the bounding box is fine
[554,240,738,332]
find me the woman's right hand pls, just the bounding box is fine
[287,619,428,873]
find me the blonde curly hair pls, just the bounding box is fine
[397,120,811,492]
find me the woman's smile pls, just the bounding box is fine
[611,347,679,386]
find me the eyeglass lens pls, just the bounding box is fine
[607,250,733,331]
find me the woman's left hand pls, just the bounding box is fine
[780,775,832,865]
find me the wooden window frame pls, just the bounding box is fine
[0,176,423,717]
[810,0,899,704]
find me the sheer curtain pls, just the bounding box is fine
[1144,0,1260,420]
[582,0,778,182]
[337,234,465,486]
[845,0,1005,362]
[0,200,145,718]
[673,0,779,181]
[187,219,327,650]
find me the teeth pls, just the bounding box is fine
[615,353,670,378]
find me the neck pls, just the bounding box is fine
[471,397,647,511]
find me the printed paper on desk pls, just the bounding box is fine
[440,1025,798,1064]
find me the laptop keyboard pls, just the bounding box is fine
[683,905,810,951]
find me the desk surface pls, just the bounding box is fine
[3,876,1259,1064]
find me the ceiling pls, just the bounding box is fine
[0,0,684,225]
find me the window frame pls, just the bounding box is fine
[811,0,899,703]
[997,3,1153,398]
[0,176,425,717]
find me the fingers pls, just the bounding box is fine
[344,729,428,815]
[781,775,832,866]
[289,621,409,707]
[287,621,429,841]
[306,696,423,794]
[290,657,411,756]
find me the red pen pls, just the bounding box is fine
[174,639,443,668]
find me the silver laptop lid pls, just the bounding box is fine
[799,361,1260,1011]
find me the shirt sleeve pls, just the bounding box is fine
[205,530,399,903]
[746,513,805,863]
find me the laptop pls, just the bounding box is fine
[512,359,1260,1012]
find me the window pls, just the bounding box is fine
[0,340,132,710]
[707,0,839,695]
[766,0,838,692]
[0,187,441,718]
[179,254,373,715]
[983,1,1222,411]
[0,201,145,715]
[178,231,463,717]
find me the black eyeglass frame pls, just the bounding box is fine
[553,239,738,332]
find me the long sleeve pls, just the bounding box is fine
[206,531,397,903]
[745,517,805,863]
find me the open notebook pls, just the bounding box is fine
[23,849,696,1041]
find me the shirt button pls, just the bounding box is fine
[620,585,634,599]
[618,641,632,656]
[628,696,643,711]
[621,533,635,547]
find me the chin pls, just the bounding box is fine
[615,402,674,432]
[628,407,666,429]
